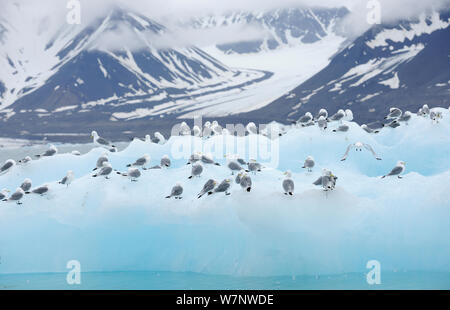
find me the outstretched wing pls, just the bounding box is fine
[363,143,382,160]
[341,144,354,161]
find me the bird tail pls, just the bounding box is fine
[2,199,7,201]
[25,192,31,195]
[126,164,132,167]
[381,175,386,179]
[35,155,41,158]
[92,168,98,171]
[214,163,221,166]
[188,176,193,179]
[165,195,171,199]
[92,175,97,178]
[247,187,251,192]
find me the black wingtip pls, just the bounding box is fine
[165,196,171,199]
[188,176,193,179]
[126,164,131,167]
[215,163,221,166]
[247,187,251,192]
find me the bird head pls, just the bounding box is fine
[398,161,406,166]
[284,171,292,178]
[91,131,98,139]
[225,179,231,183]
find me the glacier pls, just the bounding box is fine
[0,108,450,277]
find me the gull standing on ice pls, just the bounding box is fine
[120,167,141,182]
[188,163,203,179]
[26,185,49,196]
[92,162,113,179]
[282,171,295,196]
[93,154,109,171]
[187,152,202,165]
[3,188,25,205]
[35,145,58,158]
[0,159,15,175]
[193,126,202,137]
[296,112,313,126]
[385,108,402,120]
[246,122,258,135]
[383,120,400,128]
[382,161,406,179]
[59,171,75,187]
[344,109,354,121]
[329,109,345,122]
[0,189,10,201]
[317,116,328,130]
[166,183,183,199]
[20,179,32,192]
[361,124,379,134]
[341,142,382,161]
[313,169,338,191]
[247,160,262,174]
[333,124,350,133]
[201,154,221,166]
[198,179,217,198]
[91,131,115,148]
[127,154,150,169]
[154,132,166,144]
[213,179,232,196]
[228,161,244,175]
[315,109,328,120]
[18,156,32,165]
[240,173,252,192]
[399,111,412,124]
[302,156,315,172]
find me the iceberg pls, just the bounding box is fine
[0,108,450,277]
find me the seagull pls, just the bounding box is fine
[430,111,443,123]
[166,183,183,199]
[0,159,15,175]
[26,185,49,196]
[333,124,350,132]
[201,154,220,166]
[92,162,113,179]
[228,161,244,175]
[193,126,202,137]
[235,170,245,185]
[0,189,11,201]
[315,109,328,120]
[302,156,315,172]
[422,104,430,116]
[211,121,223,136]
[383,120,400,128]
[198,179,217,198]
[160,155,171,168]
[18,156,32,165]
[341,142,382,161]
[240,173,252,192]
[180,122,191,136]
[361,124,379,134]
[213,179,232,196]
[282,171,294,196]
[246,122,258,135]
[246,160,262,174]
[93,154,109,171]
[127,154,150,169]
[91,131,115,148]
[20,179,32,192]
[187,152,202,165]
[154,132,166,144]
[313,169,338,191]
[317,116,328,130]
[59,170,75,187]
[382,161,406,179]
[344,109,354,121]
[329,109,345,122]
[399,111,412,124]
[35,145,57,158]
[188,163,203,179]
[119,167,141,182]
[295,112,313,126]
[3,188,25,205]
[385,108,402,120]
[202,122,212,139]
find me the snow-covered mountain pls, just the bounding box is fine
[185,7,349,54]
[248,10,450,125]
[0,6,269,140]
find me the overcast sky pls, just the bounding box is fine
[2,0,449,48]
